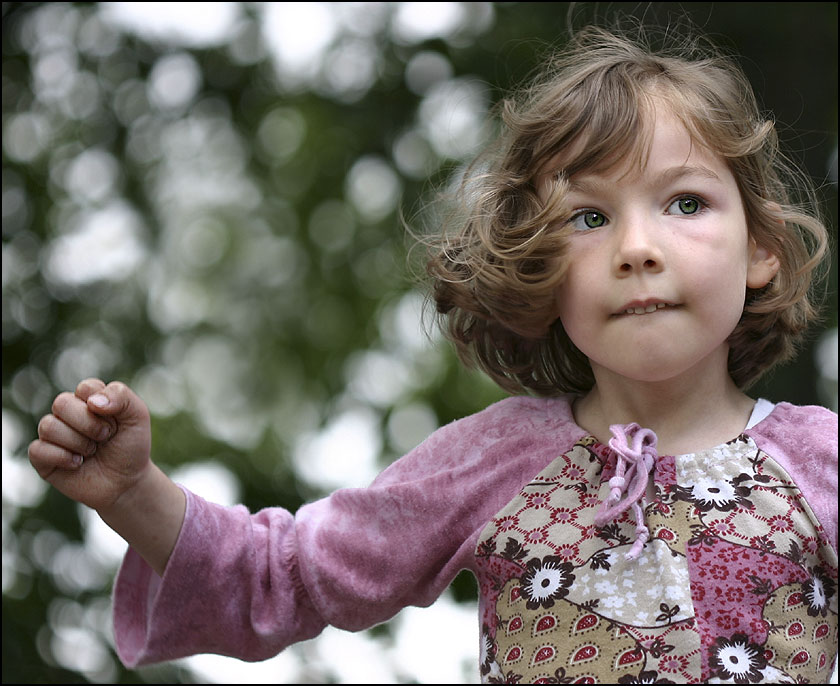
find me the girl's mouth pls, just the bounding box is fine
[623,302,671,315]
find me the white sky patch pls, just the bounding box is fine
[179,650,304,684]
[32,48,78,104]
[260,2,338,87]
[391,592,477,683]
[78,507,128,569]
[131,364,187,418]
[177,601,475,683]
[419,77,488,160]
[381,290,438,354]
[145,269,212,332]
[178,336,268,450]
[2,411,48,512]
[94,2,494,103]
[152,116,260,214]
[50,337,119,392]
[387,401,439,455]
[43,201,147,286]
[322,36,381,101]
[169,461,241,507]
[390,2,466,43]
[392,128,436,178]
[293,407,382,491]
[99,2,240,46]
[346,349,413,408]
[50,624,114,682]
[404,49,454,95]
[63,147,119,204]
[3,111,53,163]
[147,52,202,111]
[345,155,402,224]
[307,625,399,682]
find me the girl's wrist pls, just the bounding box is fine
[98,463,186,576]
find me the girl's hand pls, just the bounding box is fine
[28,378,152,513]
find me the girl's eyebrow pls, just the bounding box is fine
[568,165,723,194]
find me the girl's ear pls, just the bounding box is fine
[746,203,783,289]
[746,240,780,289]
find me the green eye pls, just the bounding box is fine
[670,196,702,215]
[583,212,606,228]
[679,197,699,213]
[569,211,607,231]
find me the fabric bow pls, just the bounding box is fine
[594,422,658,561]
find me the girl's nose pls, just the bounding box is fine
[613,218,665,276]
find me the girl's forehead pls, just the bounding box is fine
[606,112,723,180]
[542,99,725,187]
[536,104,734,202]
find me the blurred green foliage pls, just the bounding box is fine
[2,2,836,683]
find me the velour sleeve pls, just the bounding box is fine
[112,395,586,667]
[748,402,839,551]
[113,487,326,666]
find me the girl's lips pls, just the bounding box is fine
[613,300,678,316]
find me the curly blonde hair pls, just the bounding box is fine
[425,25,830,396]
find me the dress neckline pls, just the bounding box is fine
[567,397,776,459]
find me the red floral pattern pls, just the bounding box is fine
[474,436,838,683]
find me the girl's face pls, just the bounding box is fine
[549,104,779,388]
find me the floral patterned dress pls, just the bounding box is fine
[474,427,838,684]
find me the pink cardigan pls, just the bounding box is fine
[112,396,837,673]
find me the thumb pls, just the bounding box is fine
[85,381,148,424]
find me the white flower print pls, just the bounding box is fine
[809,576,825,605]
[673,476,752,513]
[708,633,767,683]
[601,594,626,609]
[479,623,498,679]
[479,630,492,665]
[758,665,795,683]
[519,555,575,610]
[691,479,736,506]
[595,580,619,595]
[707,443,744,465]
[803,567,836,618]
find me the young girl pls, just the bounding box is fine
[29,25,836,684]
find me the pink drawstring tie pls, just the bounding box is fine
[594,423,658,561]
